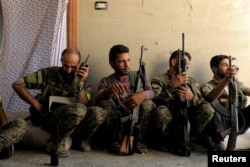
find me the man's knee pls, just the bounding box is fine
[12,119,27,133]
[200,102,215,120]
[154,105,172,123]
[87,106,107,124]
[141,100,156,112]
[60,103,87,120]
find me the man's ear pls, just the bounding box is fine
[171,59,177,67]
[211,66,217,73]
[109,61,115,69]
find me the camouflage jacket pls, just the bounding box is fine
[24,67,92,105]
[151,72,204,109]
[200,77,247,110]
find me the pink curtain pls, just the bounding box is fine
[0,0,68,112]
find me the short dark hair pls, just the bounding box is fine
[169,49,191,66]
[210,55,229,69]
[109,44,129,62]
[61,48,81,61]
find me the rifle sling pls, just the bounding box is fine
[120,106,140,125]
[211,99,230,117]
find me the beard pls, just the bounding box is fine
[217,71,225,79]
[114,66,130,76]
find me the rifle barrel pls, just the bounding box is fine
[182,33,185,54]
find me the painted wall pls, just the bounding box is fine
[0,2,2,49]
[77,0,250,103]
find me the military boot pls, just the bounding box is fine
[0,145,14,159]
[45,138,70,158]
[80,140,91,152]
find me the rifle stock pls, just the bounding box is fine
[119,123,135,155]
[119,45,147,155]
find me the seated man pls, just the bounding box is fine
[0,95,27,159]
[151,50,215,155]
[96,44,155,154]
[12,48,106,157]
[200,55,250,151]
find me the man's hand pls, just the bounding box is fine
[77,66,89,82]
[170,72,188,88]
[224,66,237,82]
[106,83,127,98]
[33,100,48,115]
[176,86,193,101]
[122,92,145,110]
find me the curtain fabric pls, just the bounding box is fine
[0,0,68,112]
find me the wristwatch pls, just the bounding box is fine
[77,86,84,91]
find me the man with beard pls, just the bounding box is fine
[200,55,250,151]
[95,44,155,154]
[151,50,215,155]
[12,48,106,157]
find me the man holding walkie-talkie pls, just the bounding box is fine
[12,48,106,158]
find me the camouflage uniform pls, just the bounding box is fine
[19,67,106,150]
[0,95,27,152]
[96,71,155,145]
[71,105,107,147]
[151,72,214,147]
[200,77,250,143]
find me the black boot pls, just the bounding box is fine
[0,145,14,159]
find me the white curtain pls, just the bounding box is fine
[0,0,68,112]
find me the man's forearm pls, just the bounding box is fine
[12,84,39,108]
[0,108,8,126]
[76,80,90,106]
[206,80,228,102]
[76,90,89,106]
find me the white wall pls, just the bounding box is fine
[77,0,250,103]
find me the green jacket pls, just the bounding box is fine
[200,77,247,110]
[151,72,204,110]
[24,67,92,105]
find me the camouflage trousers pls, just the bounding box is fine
[151,101,214,145]
[97,99,155,144]
[210,104,250,143]
[31,103,87,145]
[71,105,107,145]
[0,119,27,152]
[31,103,106,147]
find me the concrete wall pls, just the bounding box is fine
[0,2,2,49]
[77,0,250,103]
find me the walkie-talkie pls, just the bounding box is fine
[77,55,90,78]
[50,126,59,166]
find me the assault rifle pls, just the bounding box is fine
[119,45,147,155]
[226,56,238,151]
[176,33,191,156]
